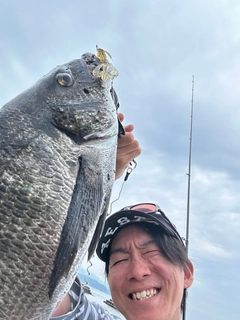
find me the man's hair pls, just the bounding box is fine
[104,223,190,311]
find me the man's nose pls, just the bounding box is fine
[127,256,151,281]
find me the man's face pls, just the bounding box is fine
[107,225,193,320]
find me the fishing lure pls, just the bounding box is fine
[92,46,119,81]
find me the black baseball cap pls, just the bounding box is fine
[96,203,185,262]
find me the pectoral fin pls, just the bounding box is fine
[87,197,110,260]
[49,156,103,298]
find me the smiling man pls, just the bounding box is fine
[97,203,194,320]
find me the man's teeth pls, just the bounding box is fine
[131,289,158,300]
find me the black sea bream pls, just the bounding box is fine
[0,50,119,319]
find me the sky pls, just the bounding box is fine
[1,0,239,319]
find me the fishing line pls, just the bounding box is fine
[108,160,137,215]
[83,259,93,284]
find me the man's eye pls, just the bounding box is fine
[112,259,128,267]
[143,250,160,257]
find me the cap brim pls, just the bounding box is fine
[96,210,177,262]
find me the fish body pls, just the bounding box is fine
[0,52,119,319]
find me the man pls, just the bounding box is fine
[97,203,194,320]
[52,203,193,320]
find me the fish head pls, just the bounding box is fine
[34,53,119,143]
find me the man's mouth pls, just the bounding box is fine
[130,288,160,300]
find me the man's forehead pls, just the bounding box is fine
[110,225,157,250]
[111,239,157,254]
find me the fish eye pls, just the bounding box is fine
[56,73,74,87]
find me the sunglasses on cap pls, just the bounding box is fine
[120,203,185,246]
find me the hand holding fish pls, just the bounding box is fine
[115,113,141,180]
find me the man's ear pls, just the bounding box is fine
[184,262,194,288]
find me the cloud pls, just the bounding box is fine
[194,239,231,259]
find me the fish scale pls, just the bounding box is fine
[0,51,119,319]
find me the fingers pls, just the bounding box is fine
[118,113,134,133]
[117,131,135,148]
[124,124,134,133]
[115,146,141,180]
[118,112,124,122]
[117,139,141,163]
[115,113,141,179]
[115,134,141,180]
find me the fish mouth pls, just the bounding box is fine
[129,288,160,301]
[83,127,116,141]
[53,122,116,144]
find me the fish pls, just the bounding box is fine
[0,49,121,319]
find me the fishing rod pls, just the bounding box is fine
[182,75,195,320]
